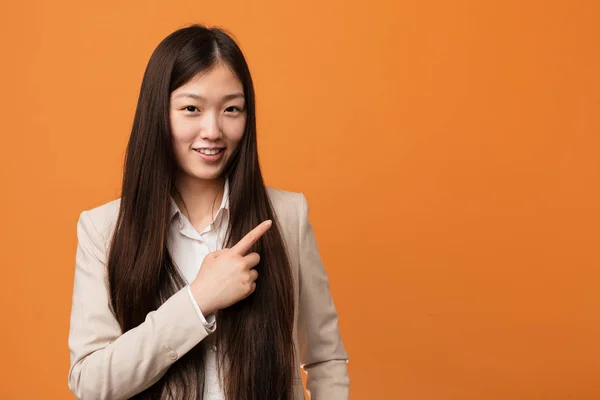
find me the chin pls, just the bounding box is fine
[188,169,223,181]
[179,157,227,181]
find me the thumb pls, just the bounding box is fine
[211,249,226,258]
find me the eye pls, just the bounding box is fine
[225,106,243,113]
[184,106,199,113]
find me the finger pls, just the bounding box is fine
[211,249,226,258]
[242,281,257,300]
[248,269,258,282]
[231,220,272,255]
[243,252,261,269]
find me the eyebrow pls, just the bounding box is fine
[173,92,245,101]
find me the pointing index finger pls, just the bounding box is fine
[231,220,272,255]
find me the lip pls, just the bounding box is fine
[193,148,225,162]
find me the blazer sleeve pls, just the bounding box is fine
[296,194,350,399]
[67,211,214,400]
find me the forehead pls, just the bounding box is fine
[171,64,243,99]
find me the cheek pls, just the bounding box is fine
[223,117,247,146]
[170,115,196,147]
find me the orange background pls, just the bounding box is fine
[1,1,599,399]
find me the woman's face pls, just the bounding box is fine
[169,63,247,182]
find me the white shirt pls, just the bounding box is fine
[167,180,230,400]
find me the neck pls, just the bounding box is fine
[173,173,225,229]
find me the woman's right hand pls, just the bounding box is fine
[189,220,272,316]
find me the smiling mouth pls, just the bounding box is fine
[193,148,224,155]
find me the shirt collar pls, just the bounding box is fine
[169,179,230,230]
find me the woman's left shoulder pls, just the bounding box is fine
[265,186,306,226]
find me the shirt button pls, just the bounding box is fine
[169,350,178,360]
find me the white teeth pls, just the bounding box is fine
[197,148,221,155]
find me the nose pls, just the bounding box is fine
[199,111,222,141]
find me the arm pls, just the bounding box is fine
[296,194,350,399]
[67,211,214,400]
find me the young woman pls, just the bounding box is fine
[67,24,349,400]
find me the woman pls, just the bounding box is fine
[67,24,349,400]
